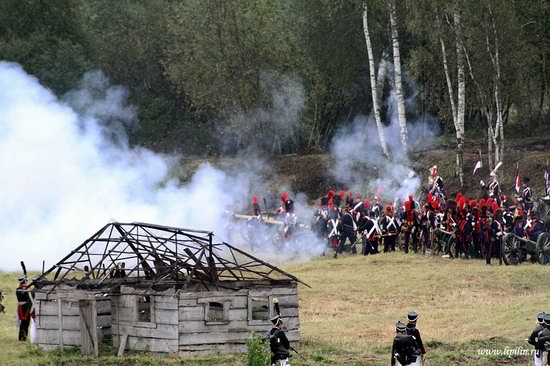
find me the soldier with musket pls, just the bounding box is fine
[391,321,420,366]
[518,177,533,214]
[480,162,502,205]
[269,314,291,366]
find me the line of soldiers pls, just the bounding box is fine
[528,312,550,366]
[312,167,549,263]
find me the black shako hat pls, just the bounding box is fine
[537,312,546,324]
[396,321,407,332]
[407,311,418,323]
[271,315,283,326]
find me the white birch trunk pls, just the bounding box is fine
[363,3,389,158]
[388,0,408,154]
[455,10,466,187]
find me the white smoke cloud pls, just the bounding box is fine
[329,67,440,205]
[0,62,323,272]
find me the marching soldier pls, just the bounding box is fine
[528,312,546,366]
[406,312,426,365]
[16,275,32,341]
[391,321,420,366]
[269,315,291,366]
[358,210,381,255]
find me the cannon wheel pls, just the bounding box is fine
[537,233,550,265]
[502,233,522,265]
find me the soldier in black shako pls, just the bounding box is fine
[269,314,291,366]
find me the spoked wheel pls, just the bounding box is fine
[430,234,441,256]
[537,233,550,265]
[502,233,522,265]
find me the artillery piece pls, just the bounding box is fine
[501,232,550,265]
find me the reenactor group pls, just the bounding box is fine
[311,165,549,263]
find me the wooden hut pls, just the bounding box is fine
[33,222,305,356]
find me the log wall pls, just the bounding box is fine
[34,289,111,351]
[112,287,179,354]
[178,284,300,356]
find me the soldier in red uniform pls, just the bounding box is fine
[402,196,419,253]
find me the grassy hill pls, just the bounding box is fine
[1,253,546,365]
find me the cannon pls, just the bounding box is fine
[501,232,550,265]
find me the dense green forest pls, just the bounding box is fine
[1,0,549,158]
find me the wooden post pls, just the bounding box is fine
[57,299,64,350]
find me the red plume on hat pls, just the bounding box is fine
[252,195,258,204]
[491,202,499,212]
[456,193,463,202]
[458,197,466,210]
[470,200,477,208]
[328,199,334,209]
[281,192,288,204]
[327,189,334,200]
[339,190,345,198]
[478,199,485,209]
[408,195,414,202]
[485,197,493,208]
[405,200,411,212]
[427,192,433,203]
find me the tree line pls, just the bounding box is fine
[1,0,548,170]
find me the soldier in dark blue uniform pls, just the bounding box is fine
[391,321,420,366]
[338,207,357,255]
[519,177,533,214]
[269,315,291,366]
[528,312,546,366]
[406,312,426,365]
[16,275,32,341]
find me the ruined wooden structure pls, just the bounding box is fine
[33,222,305,356]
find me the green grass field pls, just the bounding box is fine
[0,253,546,365]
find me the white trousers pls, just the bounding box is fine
[395,358,421,366]
[534,351,544,366]
[272,359,289,366]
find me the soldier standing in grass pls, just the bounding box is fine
[528,312,546,366]
[269,315,291,366]
[391,321,420,366]
[406,312,426,366]
[535,314,550,366]
[16,275,31,341]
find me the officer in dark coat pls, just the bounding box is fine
[382,205,400,252]
[269,315,290,366]
[406,312,426,365]
[391,321,420,366]
[16,275,32,341]
[528,312,546,366]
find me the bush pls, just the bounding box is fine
[246,332,270,366]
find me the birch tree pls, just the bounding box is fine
[388,0,408,155]
[362,2,389,158]
[439,7,466,186]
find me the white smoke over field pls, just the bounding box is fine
[330,70,441,205]
[0,62,323,271]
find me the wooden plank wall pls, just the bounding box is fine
[34,294,111,351]
[112,287,178,354]
[178,285,300,356]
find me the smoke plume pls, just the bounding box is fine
[330,68,441,205]
[0,62,323,272]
